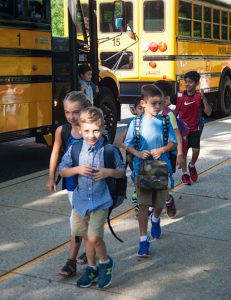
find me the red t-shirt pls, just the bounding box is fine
[173,91,203,132]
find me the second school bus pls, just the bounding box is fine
[94,0,231,116]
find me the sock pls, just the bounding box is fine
[166,197,172,205]
[88,265,97,270]
[151,215,160,223]
[99,258,110,264]
[189,163,195,167]
[183,172,188,175]
[140,235,148,242]
[148,207,153,212]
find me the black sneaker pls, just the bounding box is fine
[76,266,98,288]
[166,195,176,219]
[98,256,114,288]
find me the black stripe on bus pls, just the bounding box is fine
[0,19,50,31]
[0,75,52,85]
[143,55,231,61]
[0,48,51,57]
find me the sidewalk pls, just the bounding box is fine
[0,117,231,299]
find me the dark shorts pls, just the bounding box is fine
[187,130,201,150]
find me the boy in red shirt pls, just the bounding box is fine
[171,71,212,185]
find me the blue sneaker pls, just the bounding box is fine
[76,266,98,288]
[98,256,114,288]
[137,240,150,257]
[150,215,161,239]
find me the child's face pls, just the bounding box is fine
[184,77,197,93]
[141,96,163,117]
[79,121,103,145]
[163,96,171,107]
[134,103,144,116]
[64,100,82,126]
[80,70,92,82]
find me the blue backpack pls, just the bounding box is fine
[71,138,127,242]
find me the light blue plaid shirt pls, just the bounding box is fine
[59,136,125,217]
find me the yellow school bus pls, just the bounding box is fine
[94,0,231,116]
[0,0,120,143]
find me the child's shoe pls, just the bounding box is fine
[181,173,191,185]
[76,266,98,288]
[137,240,150,257]
[166,195,176,219]
[150,214,161,239]
[188,163,198,182]
[98,256,114,288]
[131,191,138,203]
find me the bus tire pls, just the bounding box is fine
[218,76,231,117]
[97,86,117,142]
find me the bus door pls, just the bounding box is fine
[138,0,176,83]
[97,0,139,80]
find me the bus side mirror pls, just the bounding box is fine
[113,1,126,31]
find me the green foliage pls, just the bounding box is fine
[51,0,64,37]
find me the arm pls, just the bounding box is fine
[201,90,212,116]
[150,142,176,159]
[47,126,63,192]
[126,146,151,159]
[59,146,94,178]
[120,127,128,150]
[175,128,184,169]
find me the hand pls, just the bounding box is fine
[77,165,94,176]
[92,168,111,180]
[177,154,183,169]
[47,178,56,192]
[150,148,163,159]
[96,85,99,93]
[136,150,151,159]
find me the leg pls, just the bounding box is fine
[138,204,149,235]
[190,148,200,165]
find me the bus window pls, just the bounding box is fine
[0,0,14,18]
[179,1,191,36]
[222,11,228,40]
[100,52,133,70]
[99,2,133,33]
[213,9,220,39]
[15,0,49,21]
[193,4,202,38]
[204,6,211,39]
[143,0,164,32]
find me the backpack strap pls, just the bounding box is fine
[70,139,84,188]
[162,114,175,189]
[61,123,72,150]
[55,123,73,186]
[163,106,171,116]
[104,144,124,243]
[134,115,143,150]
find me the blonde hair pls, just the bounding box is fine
[63,91,92,108]
[79,106,105,130]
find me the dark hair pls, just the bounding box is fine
[184,71,200,83]
[78,64,92,75]
[155,80,172,97]
[141,84,163,99]
[134,97,142,108]
[63,91,92,108]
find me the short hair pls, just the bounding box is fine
[141,84,163,100]
[79,106,105,130]
[155,80,172,97]
[184,71,200,83]
[63,91,92,108]
[134,97,142,108]
[78,64,92,75]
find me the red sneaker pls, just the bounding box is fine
[188,164,198,182]
[181,174,191,185]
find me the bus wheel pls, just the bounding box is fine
[97,87,117,142]
[219,76,231,116]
